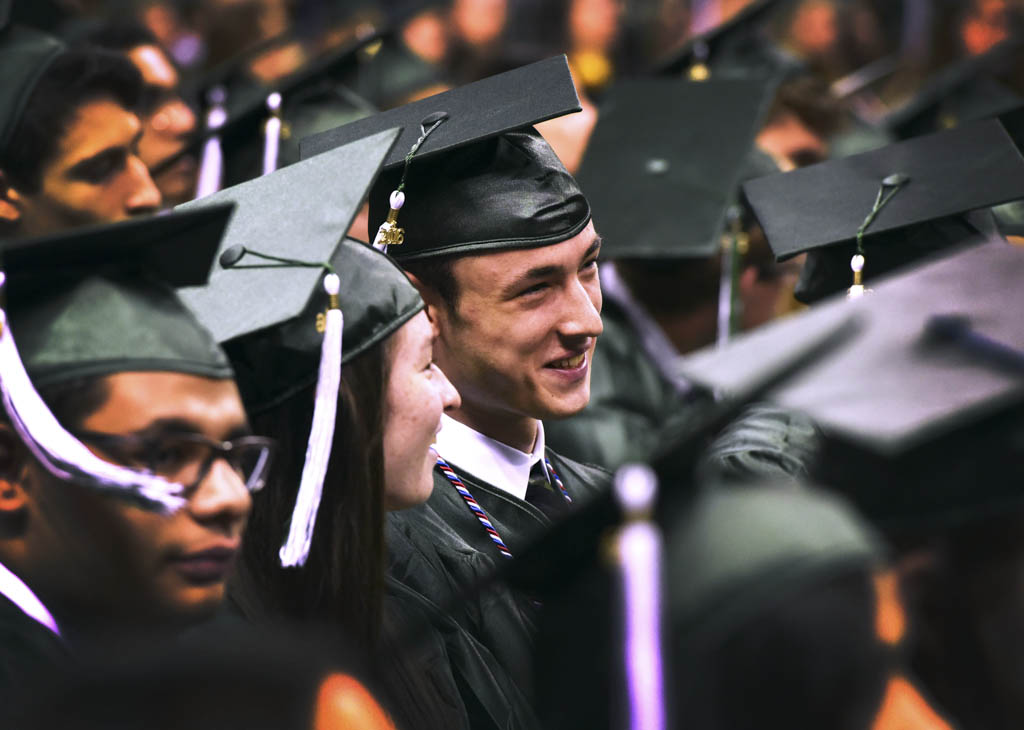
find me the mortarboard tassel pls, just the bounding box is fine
[261,92,284,177]
[196,86,228,199]
[218,246,345,567]
[0,275,186,513]
[279,272,344,567]
[216,244,344,565]
[612,464,666,730]
[849,173,909,298]
[371,112,448,254]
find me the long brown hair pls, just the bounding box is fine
[230,340,389,650]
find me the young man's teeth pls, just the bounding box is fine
[551,353,585,369]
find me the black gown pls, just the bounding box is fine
[386,449,610,727]
[0,592,69,700]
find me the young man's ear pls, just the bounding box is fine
[404,271,443,338]
[0,426,30,514]
[0,171,24,226]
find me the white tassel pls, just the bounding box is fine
[371,190,405,253]
[279,273,344,567]
[0,308,186,513]
[195,90,227,199]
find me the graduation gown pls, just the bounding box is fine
[386,450,610,716]
[0,592,69,700]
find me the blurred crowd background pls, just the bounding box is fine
[10,0,1024,207]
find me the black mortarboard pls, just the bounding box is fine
[0,24,65,153]
[652,0,799,79]
[882,37,1024,140]
[578,78,777,259]
[179,126,422,567]
[4,206,235,387]
[743,117,1024,301]
[678,239,1024,528]
[300,55,581,166]
[327,58,589,261]
[0,0,9,30]
[0,206,235,512]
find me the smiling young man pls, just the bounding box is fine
[0,22,161,238]
[305,72,608,715]
[0,207,266,695]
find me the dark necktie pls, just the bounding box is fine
[525,461,569,520]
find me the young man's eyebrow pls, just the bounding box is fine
[500,236,604,298]
[66,129,144,175]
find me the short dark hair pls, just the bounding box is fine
[0,49,143,193]
[400,255,461,312]
[766,74,845,139]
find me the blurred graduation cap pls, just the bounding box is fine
[882,36,1024,140]
[0,23,65,153]
[579,77,777,260]
[0,206,236,513]
[743,115,1024,301]
[679,238,1024,528]
[301,56,590,262]
[652,0,800,80]
[178,126,424,567]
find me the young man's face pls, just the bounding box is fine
[10,98,162,237]
[20,372,252,626]
[429,221,603,425]
[126,43,198,206]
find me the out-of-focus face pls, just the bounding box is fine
[382,312,460,510]
[21,373,252,625]
[430,222,603,429]
[451,0,507,47]
[126,44,198,206]
[570,0,621,51]
[9,98,161,236]
[756,111,828,172]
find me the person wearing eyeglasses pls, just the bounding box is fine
[0,206,267,696]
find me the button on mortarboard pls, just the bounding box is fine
[577,77,778,260]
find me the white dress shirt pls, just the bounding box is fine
[0,560,60,637]
[433,414,550,501]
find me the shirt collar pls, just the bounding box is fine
[433,414,548,501]
[0,561,61,637]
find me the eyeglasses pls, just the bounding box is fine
[71,430,276,494]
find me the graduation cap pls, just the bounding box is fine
[882,36,1024,140]
[178,127,424,567]
[578,77,777,260]
[0,205,236,513]
[317,57,590,261]
[0,23,65,153]
[652,0,799,80]
[678,238,1024,528]
[743,116,1024,301]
